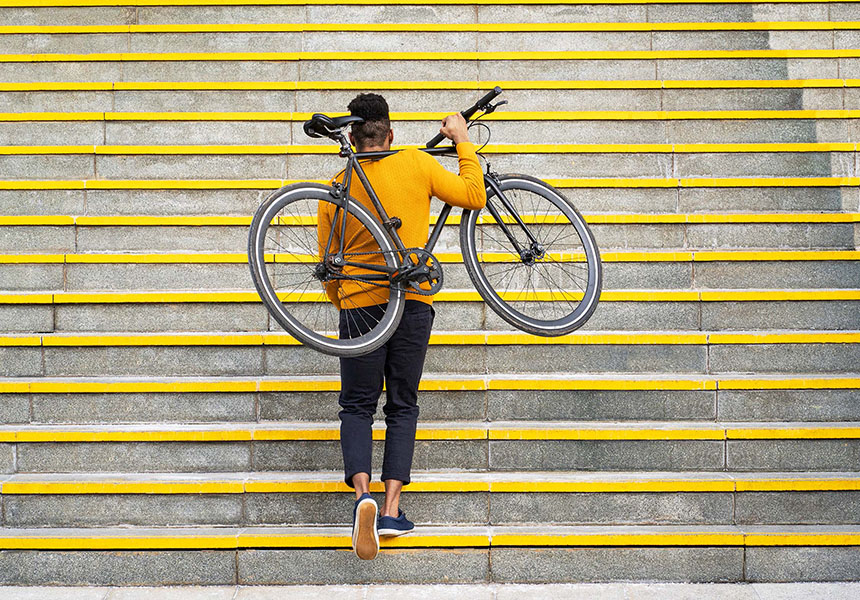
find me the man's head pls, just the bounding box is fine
[348,93,393,151]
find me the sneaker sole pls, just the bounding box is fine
[378,527,414,537]
[353,498,379,560]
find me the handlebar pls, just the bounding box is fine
[425,86,503,148]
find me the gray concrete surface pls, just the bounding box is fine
[0,583,859,599]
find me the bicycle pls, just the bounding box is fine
[248,87,602,357]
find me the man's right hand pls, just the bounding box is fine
[439,113,470,144]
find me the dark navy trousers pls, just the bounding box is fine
[338,300,435,487]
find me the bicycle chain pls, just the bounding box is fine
[326,248,440,297]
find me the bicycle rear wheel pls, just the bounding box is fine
[248,182,405,357]
[460,174,602,336]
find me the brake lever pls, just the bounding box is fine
[482,100,509,115]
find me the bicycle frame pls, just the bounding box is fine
[322,134,540,285]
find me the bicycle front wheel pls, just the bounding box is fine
[460,174,602,336]
[248,182,405,357]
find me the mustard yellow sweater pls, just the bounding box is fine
[318,142,487,309]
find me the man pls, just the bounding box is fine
[316,93,486,560]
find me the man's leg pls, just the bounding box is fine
[338,304,387,495]
[380,301,434,517]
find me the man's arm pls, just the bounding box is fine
[424,114,487,210]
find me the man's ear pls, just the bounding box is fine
[388,129,394,145]
[349,132,355,146]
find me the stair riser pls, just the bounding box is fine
[3,438,859,473]
[1,4,853,27]
[1,388,858,425]
[5,87,847,113]
[8,260,859,293]
[4,299,858,334]
[2,223,854,254]
[0,120,843,146]
[2,150,853,180]
[0,58,851,84]
[4,490,859,528]
[2,188,850,216]
[2,546,859,585]
[1,343,859,377]
[5,30,857,55]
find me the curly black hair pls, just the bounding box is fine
[347,93,391,149]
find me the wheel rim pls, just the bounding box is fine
[466,178,601,332]
[250,185,404,355]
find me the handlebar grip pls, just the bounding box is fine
[424,86,504,148]
[464,86,503,119]
[426,131,447,148]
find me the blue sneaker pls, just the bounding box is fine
[377,509,414,537]
[352,493,379,560]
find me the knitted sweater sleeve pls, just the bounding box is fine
[421,142,487,210]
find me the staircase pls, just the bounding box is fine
[1,0,859,586]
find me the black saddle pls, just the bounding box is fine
[303,113,365,139]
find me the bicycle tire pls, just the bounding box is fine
[460,174,602,336]
[248,182,405,357]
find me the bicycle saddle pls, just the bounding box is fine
[303,113,365,139]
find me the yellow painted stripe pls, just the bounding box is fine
[0,529,858,551]
[0,336,40,347]
[488,428,726,441]
[488,378,719,391]
[2,425,856,443]
[13,430,254,442]
[4,250,858,265]
[4,289,858,305]
[492,532,745,546]
[6,110,860,122]
[489,480,737,493]
[717,377,860,390]
[1,481,246,494]
[5,213,859,227]
[3,177,860,191]
[700,289,860,301]
[7,50,860,63]
[3,476,858,495]
[727,427,860,439]
[737,479,860,492]
[0,535,240,551]
[0,293,53,304]
[28,380,259,393]
[4,79,860,92]
[8,22,860,34]
[2,376,857,395]
[17,331,757,348]
[745,533,860,546]
[710,332,860,344]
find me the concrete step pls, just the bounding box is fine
[1,146,857,180]
[1,3,854,27]
[1,328,860,376]
[3,84,851,113]
[1,470,859,528]
[1,53,855,84]
[3,290,859,333]
[4,27,858,55]
[5,250,860,292]
[2,185,853,215]
[0,523,858,584]
[0,420,858,473]
[1,373,857,425]
[2,221,856,254]
[1,114,856,146]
